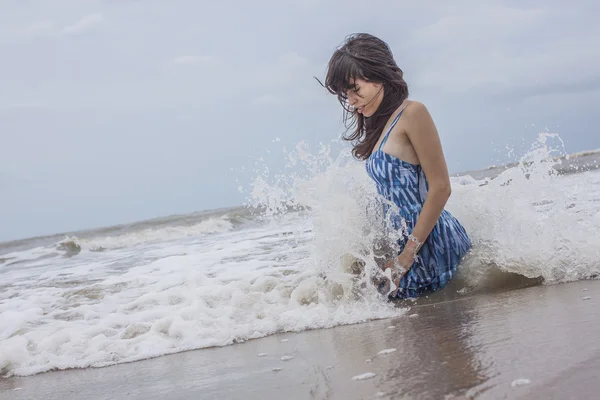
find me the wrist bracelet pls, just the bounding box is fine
[407,233,422,260]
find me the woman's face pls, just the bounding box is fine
[346,78,384,117]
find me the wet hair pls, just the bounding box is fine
[319,33,409,160]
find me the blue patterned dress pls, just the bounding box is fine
[365,105,472,299]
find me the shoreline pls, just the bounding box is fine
[2,278,599,399]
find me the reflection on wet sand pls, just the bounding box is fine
[344,295,493,399]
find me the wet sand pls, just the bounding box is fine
[1,279,599,400]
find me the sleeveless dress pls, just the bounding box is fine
[365,105,472,299]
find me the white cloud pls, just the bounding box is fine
[167,55,221,68]
[405,5,600,96]
[414,6,547,44]
[61,13,106,35]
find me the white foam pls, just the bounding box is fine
[448,134,600,287]
[352,372,376,380]
[0,245,61,269]
[511,378,531,387]
[78,216,235,251]
[0,217,401,377]
[1,216,236,269]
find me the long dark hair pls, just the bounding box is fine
[320,33,409,160]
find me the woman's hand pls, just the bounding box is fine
[382,243,417,294]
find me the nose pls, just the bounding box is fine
[347,92,358,106]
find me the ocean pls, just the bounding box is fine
[1,134,599,379]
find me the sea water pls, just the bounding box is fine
[1,134,599,377]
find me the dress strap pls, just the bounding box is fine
[379,103,409,151]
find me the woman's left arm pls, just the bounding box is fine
[397,101,452,266]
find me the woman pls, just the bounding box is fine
[322,33,471,300]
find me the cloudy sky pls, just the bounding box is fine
[1,0,599,241]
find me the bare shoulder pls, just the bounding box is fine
[402,100,449,181]
[401,100,438,139]
[403,100,432,122]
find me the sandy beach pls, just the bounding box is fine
[1,278,598,400]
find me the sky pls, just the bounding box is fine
[1,0,600,241]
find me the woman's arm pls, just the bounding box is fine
[397,101,451,266]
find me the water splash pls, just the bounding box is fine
[450,133,600,289]
[247,133,600,294]
[247,139,396,298]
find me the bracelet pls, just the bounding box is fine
[407,233,423,260]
